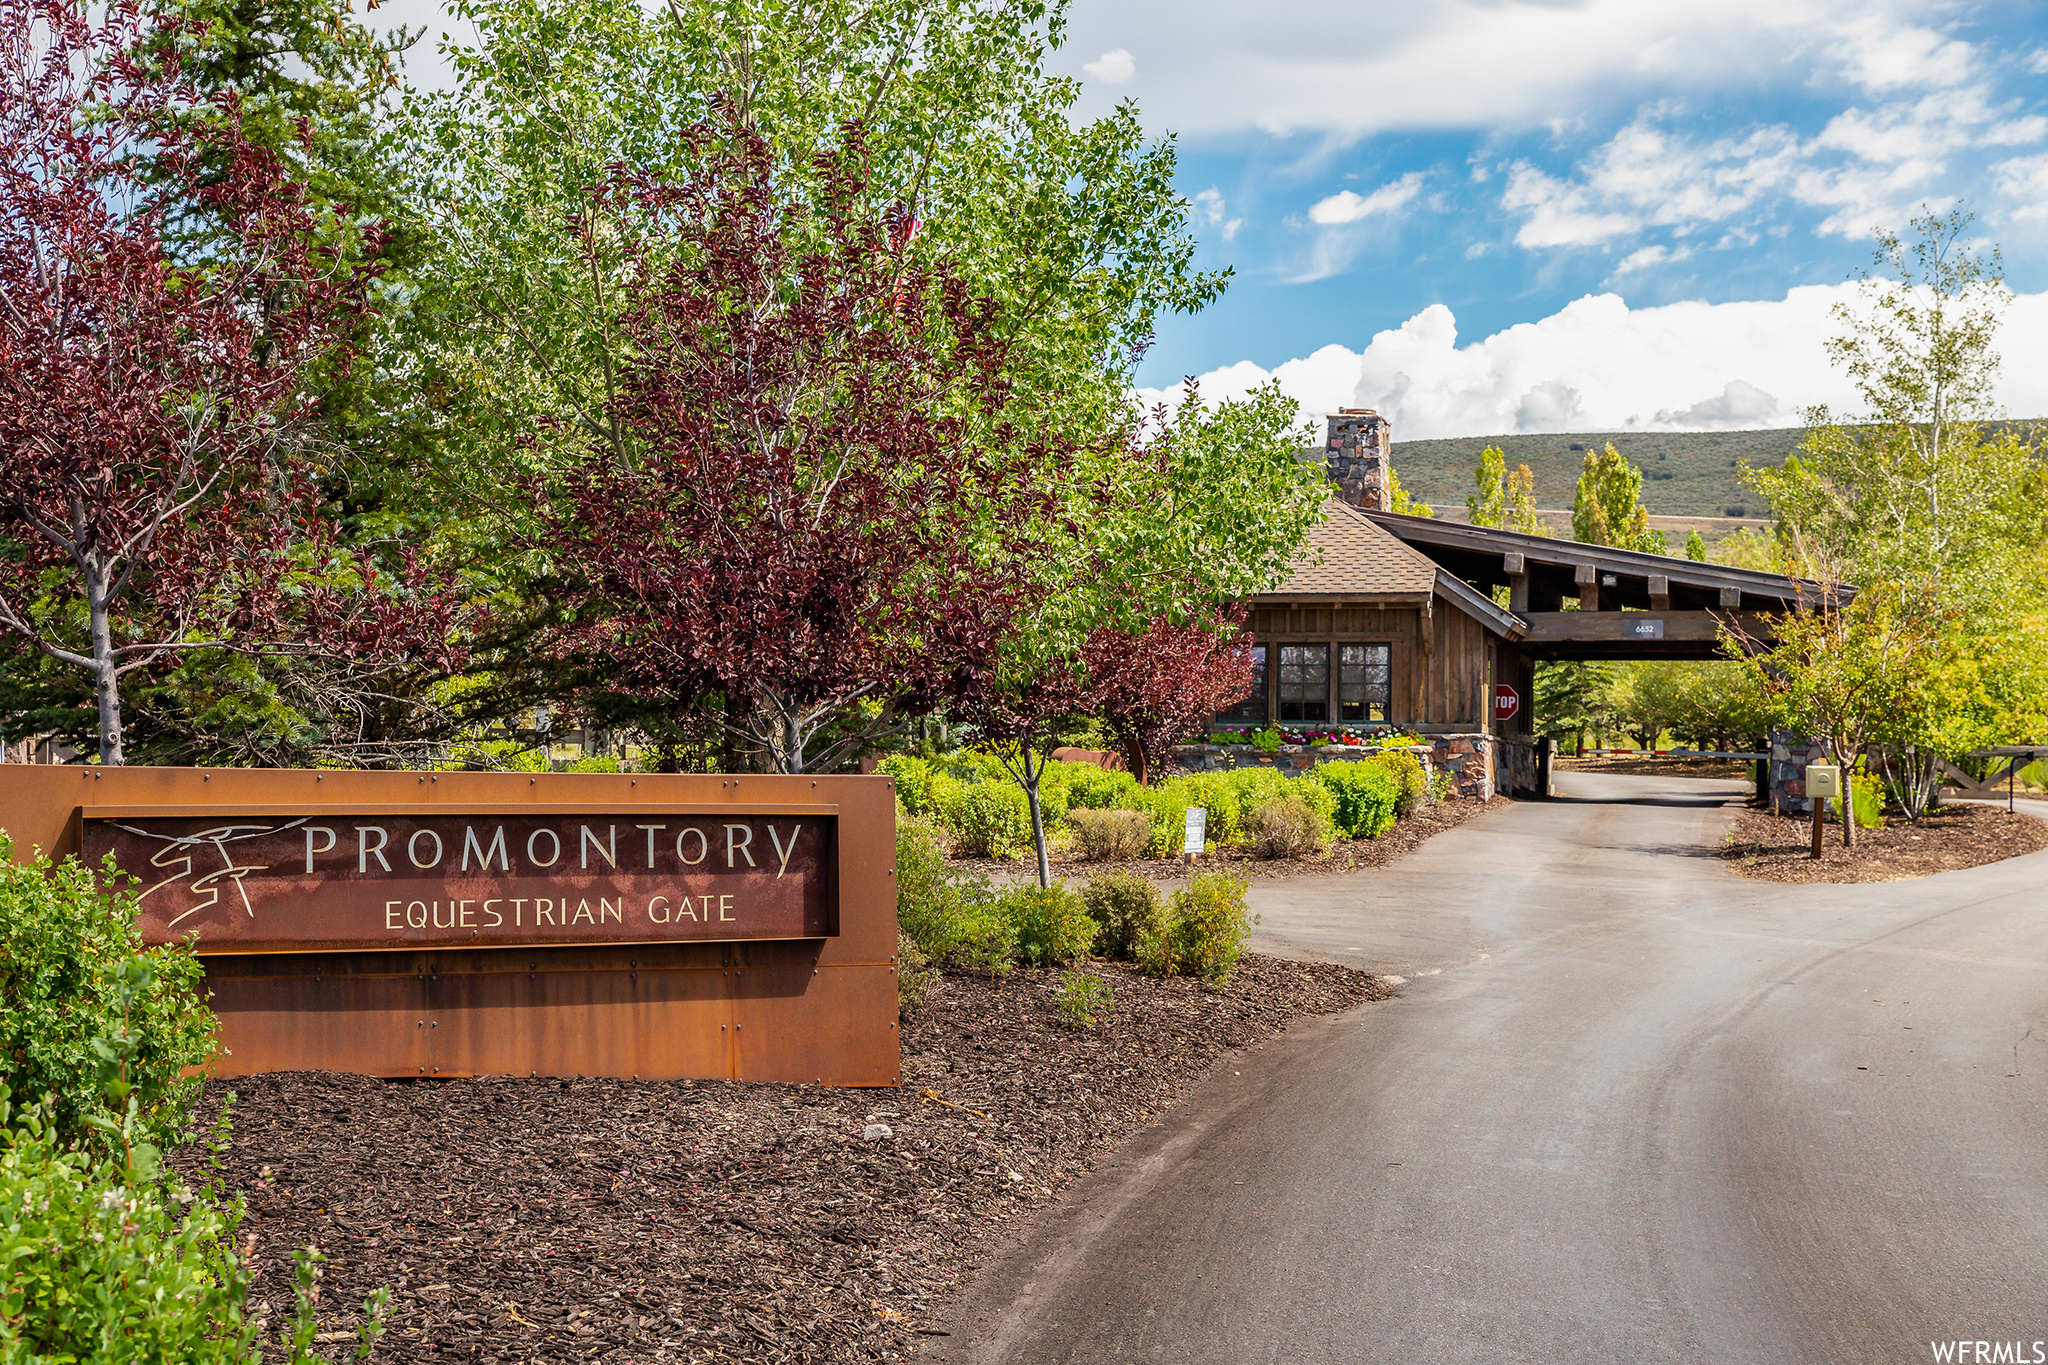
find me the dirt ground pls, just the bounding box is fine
[950,794,1511,883]
[191,956,1387,1364]
[1719,801,2048,883]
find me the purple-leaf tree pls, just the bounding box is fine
[0,0,461,764]
[540,116,1040,774]
[1086,610,1255,787]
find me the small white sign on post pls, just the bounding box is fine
[1183,807,1207,857]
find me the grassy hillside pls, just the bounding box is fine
[1390,422,2046,520]
[1390,429,1803,519]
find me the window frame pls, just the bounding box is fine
[1276,643,1333,723]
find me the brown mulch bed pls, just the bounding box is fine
[1719,801,2048,883]
[949,794,1511,882]
[1557,755,1751,780]
[187,956,1387,1363]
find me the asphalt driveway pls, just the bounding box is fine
[927,772,2048,1364]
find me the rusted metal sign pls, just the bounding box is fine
[82,807,835,954]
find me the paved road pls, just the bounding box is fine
[929,772,2048,1364]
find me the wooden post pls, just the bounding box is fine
[1811,792,1824,860]
[1575,563,1599,612]
[1648,573,1670,614]
[1504,553,1530,614]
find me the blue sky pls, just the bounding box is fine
[1047,0,2048,436]
[375,0,2048,437]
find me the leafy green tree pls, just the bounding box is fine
[1571,443,1665,553]
[1684,529,1708,561]
[1744,210,2048,799]
[951,384,1327,886]
[1468,446,1507,527]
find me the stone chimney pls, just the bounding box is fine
[1325,409,1391,510]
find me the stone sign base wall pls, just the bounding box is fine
[1767,730,1829,815]
[1173,733,1503,800]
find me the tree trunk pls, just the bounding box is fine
[783,710,805,775]
[87,563,125,766]
[1022,746,1052,890]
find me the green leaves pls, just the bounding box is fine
[0,840,213,1160]
[1570,443,1665,553]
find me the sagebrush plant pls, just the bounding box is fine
[1054,969,1114,1031]
[1240,797,1322,859]
[1083,871,1166,961]
[1005,883,1097,966]
[1065,807,1151,861]
[1148,873,1256,983]
[0,837,215,1155]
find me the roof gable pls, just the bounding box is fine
[1261,498,1438,599]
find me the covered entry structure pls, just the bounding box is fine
[1220,497,1834,797]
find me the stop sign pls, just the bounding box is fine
[1493,683,1521,722]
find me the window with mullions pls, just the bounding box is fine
[1338,643,1392,723]
[1277,644,1331,722]
[1218,645,1268,724]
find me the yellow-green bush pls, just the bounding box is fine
[1313,760,1401,839]
[1003,883,1097,966]
[941,781,1033,859]
[1143,872,1257,983]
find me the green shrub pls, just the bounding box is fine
[1251,727,1283,752]
[1315,761,1401,839]
[947,886,1021,977]
[1373,750,1430,815]
[1840,770,1884,829]
[0,839,215,1156]
[1159,873,1257,984]
[1240,797,1323,859]
[0,1097,390,1363]
[894,812,959,952]
[1054,969,1114,1030]
[941,781,1033,859]
[1054,761,1142,816]
[1083,871,1167,961]
[1003,883,1097,966]
[1066,807,1152,860]
[897,931,937,1019]
[568,754,622,773]
[877,754,936,815]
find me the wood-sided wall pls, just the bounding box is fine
[1246,601,1523,733]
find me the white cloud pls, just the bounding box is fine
[1138,286,2048,440]
[1994,154,2048,221]
[1502,88,2048,249]
[2029,48,2048,76]
[1083,48,1136,84]
[1611,244,1691,275]
[1827,20,1975,94]
[1501,165,1637,248]
[1190,186,1244,242]
[1655,379,1781,427]
[1308,174,1424,224]
[1059,1,1970,139]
